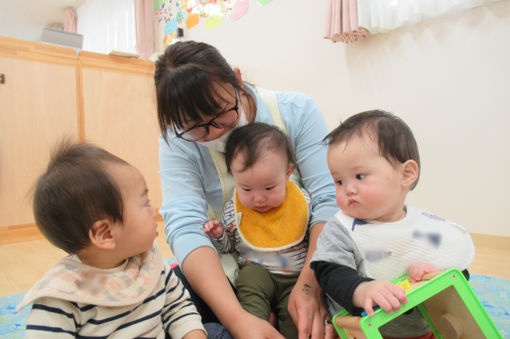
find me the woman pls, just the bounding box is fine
[154,41,338,339]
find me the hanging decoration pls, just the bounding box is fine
[155,0,187,47]
[154,0,272,50]
[229,0,249,21]
[155,0,274,48]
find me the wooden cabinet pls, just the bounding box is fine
[79,51,161,212]
[0,37,160,229]
[0,38,79,228]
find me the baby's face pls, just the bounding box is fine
[108,164,158,258]
[231,149,292,213]
[327,134,407,222]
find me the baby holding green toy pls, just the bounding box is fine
[311,110,475,338]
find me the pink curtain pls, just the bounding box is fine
[324,0,368,44]
[63,7,77,33]
[134,0,155,59]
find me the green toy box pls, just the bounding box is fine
[332,268,502,339]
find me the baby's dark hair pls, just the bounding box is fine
[324,110,421,189]
[225,122,295,173]
[33,141,129,254]
[154,40,253,144]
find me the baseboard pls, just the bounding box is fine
[470,232,510,251]
[2,221,509,249]
[0,223,44,245]
[0,213,164,245]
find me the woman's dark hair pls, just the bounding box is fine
[154,40,253,144]
[225,122,295,173]
[33,140,129,254]
[324,110,421,189]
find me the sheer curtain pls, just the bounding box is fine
[358,0,502,34]
[63,7,77,33]
[134,0,154,59]
[76,0,137,54]
[325,0,503,43]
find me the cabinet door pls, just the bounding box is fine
[0,47,78,227]
[80,53,162,210]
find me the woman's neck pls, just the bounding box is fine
[241,89,257,123]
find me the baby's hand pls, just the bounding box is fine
[408,263,439,282]
[203,219,224,239]
[353,280,407,317]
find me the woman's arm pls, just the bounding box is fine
[181,247,284,339]
[276,93,337,338]
[281,92,338,225]
[158,135,218,263]
[288,222,335,339]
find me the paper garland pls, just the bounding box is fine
[156,0,274,47]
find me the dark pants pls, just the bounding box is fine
[236,262,299,339]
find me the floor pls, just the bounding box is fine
[1,223,509,297]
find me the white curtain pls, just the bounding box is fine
[134,0,155,59]
[358,0,503,34]
[76,0,137,54]
[326,0,504,44]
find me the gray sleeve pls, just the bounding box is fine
[210,232,231,253]
[311,216,366,276]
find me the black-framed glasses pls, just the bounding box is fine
[176,90,239,142]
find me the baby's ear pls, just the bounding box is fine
[89,219,117,250]
[402,160,419,189]
[233,67,243,87]
[286,164,296,180]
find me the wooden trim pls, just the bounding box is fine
[76,57,85,141]
[79,50,155,77]
[0,223,44,245]
[0,35,77,66]
[470,232,510,251]
[0,36,154,76]
[1,220,507,250]
[0,213,164,245]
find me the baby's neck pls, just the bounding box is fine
[77,247,127,269]
[354,205,408,223]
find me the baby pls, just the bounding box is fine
[18,141,206,339]
[204,122,311,339]
[311,110,475,339]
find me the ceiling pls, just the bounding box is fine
[0,0,80,42]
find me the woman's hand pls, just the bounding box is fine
[229,312,285,339]
[288,222,335,339]
[183,247,284,339]
[182,329,207,339]
[288,274,335,339]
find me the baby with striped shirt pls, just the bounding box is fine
[18,141,206,339]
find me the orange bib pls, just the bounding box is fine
[235,181,309,251]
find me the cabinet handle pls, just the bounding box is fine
[0,73,4,84]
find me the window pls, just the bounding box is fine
[76,0,136,54]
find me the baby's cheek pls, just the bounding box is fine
[336,195,346,209]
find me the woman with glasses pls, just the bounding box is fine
[154,41,338,339]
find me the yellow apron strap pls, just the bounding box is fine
[256,86,286,132]
[208,150,235,219]
[256,86,302,187]
[208,150,238,284]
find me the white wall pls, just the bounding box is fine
[0,0,77,42]
[185,0,510,237]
